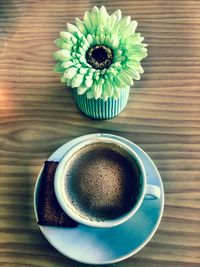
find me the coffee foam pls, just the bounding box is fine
[64,142,141,221]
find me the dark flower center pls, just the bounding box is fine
[86,45,113,70]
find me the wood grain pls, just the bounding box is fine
[0,0,200,266]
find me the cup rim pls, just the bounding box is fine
[54,136,147,228]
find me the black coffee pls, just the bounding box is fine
[64,142,141,221]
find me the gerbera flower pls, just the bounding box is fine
[54,6,147,101]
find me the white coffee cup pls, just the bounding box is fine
[54,136,160,228]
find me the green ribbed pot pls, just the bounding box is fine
[73,88,130,120]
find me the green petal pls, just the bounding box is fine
[93,82,102,99]
[90,6,99,32]
[67,23,82,38]
[117,16,131,30]
[129,44,147,50]
[60,75,68,83]
[131,20,137,33]
[63,67,77,79]
[79,67,88,74]
[99,6,109,25]
[139,37,145,42]
[60,31,77,43]
[128,50,148,61]
[107,14,117,31]
[114,9,121,22]
[75,18,88,35]
[61,61,74,69]
[54,63,64,73]
[84,11,93,33]
[100,33,105,43]
[77,47,86,55]
[91,6,99,14]
[86,89,95,99]
[107,66,118,76]
[113,85,120,99]
[77,86,89,95]
[71,73,84,87]
[86,34,94,45]
[55,38,65,49]
[126,68,140,80]
[126,60,144,74]
[121,20,138,38]
[110,34,119,49]
[82,43,89,51]
[101,93,109,101]
[95,35,100,44]
[67,78,72,87]
[119,70,134,86]
[124,33,141,44]
[85,77,93,87]
[54,50,71,61]
[104,35,111,46]
[114,75,127,88]
[104,79,114,97]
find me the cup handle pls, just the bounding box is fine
[144,184,161,200]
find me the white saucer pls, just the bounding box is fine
[34,133,164,265]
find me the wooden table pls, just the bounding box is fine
[1,0,200,266]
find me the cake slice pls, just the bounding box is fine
[37,161,78,227]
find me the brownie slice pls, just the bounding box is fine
[37,161,78,227]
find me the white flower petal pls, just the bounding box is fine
[84,11,93,33]
[126,68,140,80]
[87,34,94,44]
[54,63,64,73]
[104,79,113,97]
[119,70,134,86]
[107,14,117,30]
[61,61,74,69]
[75,18,87,35]
[67,23,83,38]
[87,89,95,99]
[92,82,102,99]
[117,16,131,30]
[113,85,120,99]
[60,31,77,43]
[85,77,93,87]
[77,86,89,95]
[113,9,121,22]
[54,50,71,61]
[90,6,99,32]
[100,33,105,43]
[92,6,99,13]
[63,67,77,79]
[60,75,67,83]
[110,34,119,49]
[121,20,138,38]
[54,38,64,49]
[126,60,144,73]
[71,73,84,87]
[79,67,88,74]
[131,20,138,33]
[128,50,148,61]
[99,6,109,25]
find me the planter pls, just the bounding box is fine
[73,88,130,120]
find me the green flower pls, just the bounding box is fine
[54,6,148,101]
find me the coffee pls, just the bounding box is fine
[64,142,142,221]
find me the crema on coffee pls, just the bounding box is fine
[64,142,142,221]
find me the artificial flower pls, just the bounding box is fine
[54,6,147,101]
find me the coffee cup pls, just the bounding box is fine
[54,136,160,228]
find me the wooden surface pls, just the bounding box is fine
[0,0,200,266]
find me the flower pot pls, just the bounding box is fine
[73,88,130,120]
